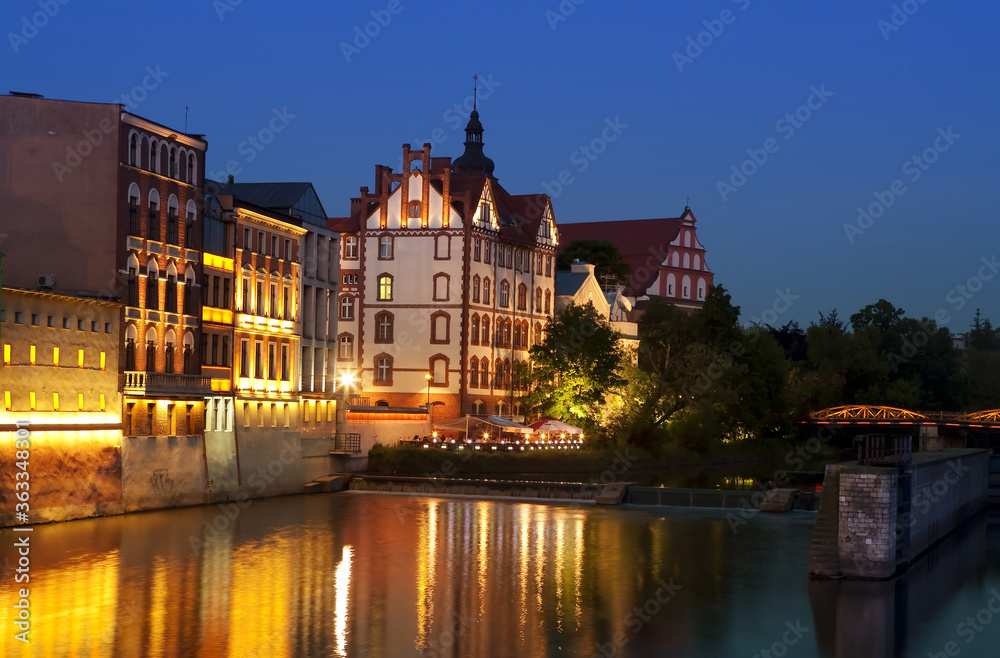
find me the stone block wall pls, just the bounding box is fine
[838,467,898,579]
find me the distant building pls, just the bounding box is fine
[331,107,558,424]
[556,207,713,312]
[554,260,639,355]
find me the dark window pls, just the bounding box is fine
[169,147,177,178]
[148,199,160,238]
[167,206,179,244]
[281,345,289,380]
[211,335,219,366]
[375,357,391,384]
[165,343,174,372]
[283,288,289,320]
[187,155,194,182]
[125,338,136,370]
[242,280,250,312]
[146,269,159,309]
[268,344,276,380]
[127,268,139,306]
[254,342,263,378]
[222,279,231,308]
[344,236,358,259]
[240,341,249,377]
[129,135,137,166]
[166,275,177,312]
[375,312,393,343]
[146,340,156,372]
[128,195,139,235]
[474,239,481,261]
[270,285,277,318]
[222,336,230,367]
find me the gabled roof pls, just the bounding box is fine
[328,216,359,233]
[557,216,686,295]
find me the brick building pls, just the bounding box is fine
[557,206,713,312]
[331,107,559,423]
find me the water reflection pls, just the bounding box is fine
[1,494,999,657]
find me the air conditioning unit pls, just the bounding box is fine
[38,274,55,288]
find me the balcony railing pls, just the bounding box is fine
[124,371,213,397]
[856,434,913,467]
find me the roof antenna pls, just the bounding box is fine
[473,74,478,111]
[185,106,189,133]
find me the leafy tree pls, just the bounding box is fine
[524,303,625,422]
[850,299,905,334]
[556,239,633,287]
[768,321,807,361]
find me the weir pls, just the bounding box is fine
[809,440,990,580]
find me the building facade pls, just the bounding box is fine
[557,207,714,312]
[332,109,559,423]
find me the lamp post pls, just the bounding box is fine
[425,372,431,407]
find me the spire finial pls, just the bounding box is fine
[685,195,691,208]
[473,74,479,111]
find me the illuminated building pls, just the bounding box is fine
[557,206,714,313]
[209,193,305,430]
[330,106,558,423]
[0,92,210,441]
[554,260,639,355]
[0,288,124,524]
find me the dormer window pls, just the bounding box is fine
[480,202,491,225]
[408,201,422,219]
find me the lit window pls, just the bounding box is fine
[3,391,10,411]
[100,352,106,371]
[29,392,36,411]
[2,344,9,366]
[78,349,84,368]
[52,392,59,410]
[377,275,393,301]
[29,345,36,365]
[78,393,84,411]
[100,394,106,412]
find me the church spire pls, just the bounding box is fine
[453,76,496,178]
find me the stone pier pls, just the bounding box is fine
[810,448,989,580]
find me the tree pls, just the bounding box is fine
[768,321,807,362]
[556,239,633,287]
[969,309,998,351]
[850,299,905,334]
[524,303,625,422]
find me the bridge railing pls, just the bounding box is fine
[856,434,912,466]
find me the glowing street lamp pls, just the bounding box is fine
[425,372,431,407]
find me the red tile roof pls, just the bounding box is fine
[557,217,684,295]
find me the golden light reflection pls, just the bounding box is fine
[334,545,353,657]
[149,557,168,658]
[534,513,546,614]
[518,505,530,639]
[415,501,438,650]
[0,550,120,657]
[227,538,292,658]
[574,518,584,627]
[555,519,565,633]
[477,502,489,619]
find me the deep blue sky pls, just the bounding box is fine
[5,0,998,332]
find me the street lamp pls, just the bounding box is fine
[425,372,431,406]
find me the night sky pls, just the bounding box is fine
[4,0,998,331]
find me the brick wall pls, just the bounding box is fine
[838,467,898,579]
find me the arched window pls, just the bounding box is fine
[504,319,512,347]
[671,252,679,267]
[472,400,486,415]
[150,140,160,174]
[666,273,676,297]
[374,311,393,343]
[480,359,489,388]
[148,189,160,239]
[433,273,450,302]
[129,133,138,166]
[697,279,706,300]
[125,324,138,370]
[165,329,176,372]
[684,231,691,248]
[187,154,195,183]
[683,253,690,269]
[166,196,179,245]
[435,234,449,258]
[339,334,354,360]
[430,355,448,385]
[517,284,527,310]
[183,332,195,374]
[431,312,450,344]
[186,199,197,235]
[146,259,159,310]
[534,287,542,312]
[145,326,158,371]
[472,276,481,303]
[499,280,510,308]
[512,320,521,349]
[495,318,503,346]
[481,315,490,345]
[496,401,507,417]
[682,275,691,299]
[169,147,177,178]
[544,290,551,313]
[374,354,393,385]
[483,278,491,305]
[128,183,140,235]
[165,261,178,312]
[469,358,479,388]
[693,254,701,271]
[377,274,393,301]
[471,315,480,344]
[534,322,543,346]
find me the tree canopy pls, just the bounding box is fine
[556,239,633,287]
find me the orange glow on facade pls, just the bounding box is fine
[203,307,234,324]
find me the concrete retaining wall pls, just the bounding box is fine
[121,435,210,512]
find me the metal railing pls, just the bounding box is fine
[123,371,213,396]
[856,434,912,466]
[331,433,362,453]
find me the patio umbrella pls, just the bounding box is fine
[526,418,585,434]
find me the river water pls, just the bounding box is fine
[1,492,999,657]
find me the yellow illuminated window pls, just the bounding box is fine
[53,346,59,367]
[29,392,36,411]
[30,345,36,365]
[3,391,10,411]
[78,349,85,368]
[3,344,9,366]
[100,351,106,371]
[100,394,106,412]
[52,392,59,410]
[327,401,334,422]
[78,393,85,411]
